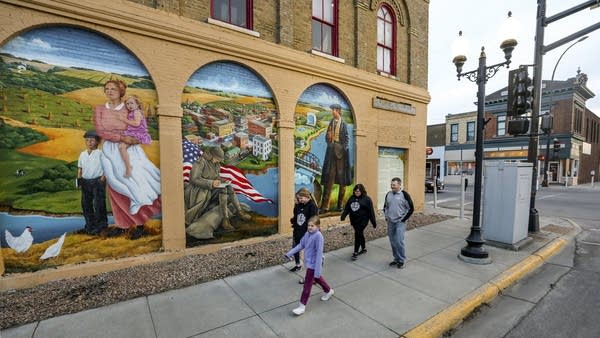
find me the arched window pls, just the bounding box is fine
[377,4,396,75]
[212,0,253,29]
[312,0,338,56]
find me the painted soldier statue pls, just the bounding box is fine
[184,146,251,239]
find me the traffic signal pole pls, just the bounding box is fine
[527,0,546,232]
[528,0,600,232]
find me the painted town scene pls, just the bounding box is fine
[0,26,162,273]
[181,61,278,247]
[294,84,355,214]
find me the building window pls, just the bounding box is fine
[312,0,337,55]
[450,123,459,143]
[212,0,253,29]
[574,105,583,134]
[497,114,506,136]
[466,121,475,142]
[377,4,396,75]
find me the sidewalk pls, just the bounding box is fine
[2,212,577,338]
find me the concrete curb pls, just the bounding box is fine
[403,237,567,338]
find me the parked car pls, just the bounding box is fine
[425,178,444,192]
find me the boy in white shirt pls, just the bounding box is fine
[77,130,108,235]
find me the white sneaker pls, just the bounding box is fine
[321,289,334,301]
[292,303,305,315]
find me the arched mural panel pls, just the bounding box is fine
[0,26,162,273]
[181,61,279,247]
[294,84,355,214]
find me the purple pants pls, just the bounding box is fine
[300,268,331,305]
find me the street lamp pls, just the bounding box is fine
[551,36,588,81]
[542,36,588,187]
[452,12,518,264]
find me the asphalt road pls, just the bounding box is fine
[434,183,600,338]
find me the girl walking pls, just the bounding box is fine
[285,215,334,315]
[340,184,377,260]
[289,187,318,272]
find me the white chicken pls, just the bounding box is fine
[40,232,66,260]
[5,226,33,253]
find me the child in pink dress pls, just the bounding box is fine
[119,95,151,177]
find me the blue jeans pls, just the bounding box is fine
[387,220,406,263]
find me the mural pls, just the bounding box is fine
[0,26,162,272]
[294,84,355,214]
[181,61,278,246]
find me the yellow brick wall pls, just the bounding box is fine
[123,0,430,86]
[0,0,429,287]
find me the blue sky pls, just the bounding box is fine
[428,0,600,124]
[187,62,273,98]
[0,26,148,76]
[298,83,350,110]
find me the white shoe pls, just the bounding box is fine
[292,303,305,315]
[321,289,334,301]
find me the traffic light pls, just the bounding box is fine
[507,118,529,135]
[553,138,560,152]
[507,67,533,117]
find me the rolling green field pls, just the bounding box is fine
[55,69,134,86]
[1,87,96,130]
[0,149,90,214]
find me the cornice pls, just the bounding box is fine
[3,0,430,104]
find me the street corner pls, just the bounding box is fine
[535,216,581,239]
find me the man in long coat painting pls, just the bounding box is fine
[319,103,352,212]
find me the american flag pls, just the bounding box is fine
[182,139,273,204]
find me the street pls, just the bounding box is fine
[428,183,600,337]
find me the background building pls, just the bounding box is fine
[432,70,598,187]
[443,111,476,184]
[426,123,446,181]
[484,70,598,185]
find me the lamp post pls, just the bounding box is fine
[542,36,588,187]
[452,12,518,264]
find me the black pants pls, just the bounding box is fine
[81,177,108,234]
[353,223,367,253]
[292,229,306,265]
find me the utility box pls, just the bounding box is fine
[482,161,532,247]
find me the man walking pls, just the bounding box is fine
[383,177,414,268]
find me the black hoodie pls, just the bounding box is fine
[340,194,377,228]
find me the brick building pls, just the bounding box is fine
[484,70,598,185]
[0,0,430,284]
[437,70,598,186]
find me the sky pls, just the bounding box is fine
[428,0,600,125]
[0,26,148,76]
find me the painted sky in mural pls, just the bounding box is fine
[187,62,272,98]
[297,84,350,110]
[1,26,148,76]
